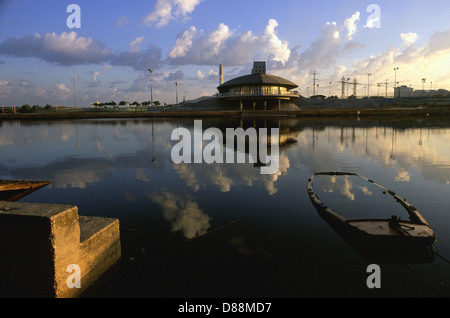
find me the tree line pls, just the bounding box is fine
[93,100,162,108]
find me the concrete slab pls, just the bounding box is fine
[0,201,121,298]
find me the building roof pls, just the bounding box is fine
[217,73,298,93]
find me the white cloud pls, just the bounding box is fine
[88,71,101,88]
[56,83,71,93]
[264,19,291,64]
[55,83,72,101]
[348,29,450,93]
[401,32,418,46]
[196,70,205,80]
[344,12,360,40]
[168,26,196,58]
[130,36,145,52]
[207,23,232,58]
[143,0,203,28]
[167,19,291,66]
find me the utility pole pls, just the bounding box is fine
[385,79,389,98]
[311,70,318,96]
[394,67,399,96]
[346,77,350,98]
[341,76,346,99]
[175,70,179,105]
[367,73,372,98]
[73,69,76,108]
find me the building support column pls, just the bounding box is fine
[253,101,255,111]
[264,100,267,111]
[240,100,243,111]
[278,99,281,111]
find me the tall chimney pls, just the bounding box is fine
[219,64,224,85]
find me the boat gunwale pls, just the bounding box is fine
[307,172,435,240]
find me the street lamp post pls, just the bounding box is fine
[393,67,399,94]
[148,66,153,107]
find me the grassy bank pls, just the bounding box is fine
[1,106,449,120]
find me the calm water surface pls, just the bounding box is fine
[1,117,449,298]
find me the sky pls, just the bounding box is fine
[1,0,450,106]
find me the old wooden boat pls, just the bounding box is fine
[307,172,436,263]
[0,180,52,202]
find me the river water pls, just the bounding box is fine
[0,116,449,298]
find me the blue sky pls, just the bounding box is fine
[1,0,450,106]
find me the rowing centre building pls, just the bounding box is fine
[216,62,300,111]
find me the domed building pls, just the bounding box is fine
[216,62,299,111]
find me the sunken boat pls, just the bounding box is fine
[0,180,52,202]
[307,172,436,264]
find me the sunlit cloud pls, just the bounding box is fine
[143,0,203,28]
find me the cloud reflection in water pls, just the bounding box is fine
[149,192,212,239]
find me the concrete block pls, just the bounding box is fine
[0,201,121,298]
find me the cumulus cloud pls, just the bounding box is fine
[427,29,450,54]
[168,26,196,58]
[143,0,203,28]
[264,19,291,63]
[196,70,205,80]
[55,83,72,101]
[87,71,101,88]
[0,32,163,72]
[111,43,163,71]
[349,28,450,93]
[167,19,291,66]
[0,32,112,66]
[290,21,343,71]
[344,12,360,41]
[401,32,418,47]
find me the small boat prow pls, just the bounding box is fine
[0,180,53,202]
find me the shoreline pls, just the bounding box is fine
[1,106,449,120]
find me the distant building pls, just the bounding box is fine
[413,89,450,97]
[216,62,299,110]
[413,90,433,97]
[394,85,414,98]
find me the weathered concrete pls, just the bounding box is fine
[0,201,121,298]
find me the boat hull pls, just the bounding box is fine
[307,172,436,264]
[0,180,52,202]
